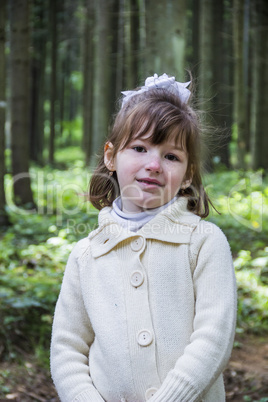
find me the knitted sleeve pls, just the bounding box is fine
[149,221,237,402]
[50,239,105,402]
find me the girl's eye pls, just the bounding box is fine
[133,146,146,153]
[165,154,179,161]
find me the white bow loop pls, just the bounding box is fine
[121,73,191,107]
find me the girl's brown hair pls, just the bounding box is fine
[89,88,213,218]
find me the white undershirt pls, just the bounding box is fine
[111,196,178,232]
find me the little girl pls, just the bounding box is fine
[51,73,237,402]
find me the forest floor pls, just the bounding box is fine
[0,335,267,402]
[224,334,268,401]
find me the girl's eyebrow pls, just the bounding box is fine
[131,137,186,152]
[169,144,186,152]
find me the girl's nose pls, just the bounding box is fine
[145,155,163,173]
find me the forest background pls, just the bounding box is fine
[0,0,268,400]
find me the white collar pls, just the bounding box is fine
[111,196,178,232]
[88,197,201,258]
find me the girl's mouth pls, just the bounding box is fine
[136,178,163,187]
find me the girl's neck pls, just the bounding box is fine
[111,196,178,232]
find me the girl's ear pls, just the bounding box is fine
[181,165,194,189]
[104,142,116,171]
[181,178,192,190]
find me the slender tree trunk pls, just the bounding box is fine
[221,0,234,167]
[213,0,232,167]
[129,0,140,84]
[49,0,58,164]
[124,0,132,84]
[138,0,146,79]
[125,0,138,89]
[115,0,124,94]
[0,0,9,225]
[191,0,200,76]
[91,0,111,161]
[243,0,250,152]
[198,0,215,170]
[59,0,79,141]
[68,79,76,145]
[233,0,247,168]
[82,0,94,165]
[63,43,72,141]
[145,1,166,75]
[167,0,187,80]
[145,0,187,79]
[198,0,214,102]
[59,56,65,137]
[250,0,268,170]
[30,0,46,164]
[58,0,65,138]
[10,0,35,206]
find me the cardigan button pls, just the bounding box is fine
[131,237,144,251]
[145,387,158,400]
[137,329,153,346]
[130,271,144,287]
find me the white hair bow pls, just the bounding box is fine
[121,73,191,108]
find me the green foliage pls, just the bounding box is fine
[205,169,268,334]
[204,170,267,254]
[58,116,83,147]
[1,158,268,364]
[234,248,268,333]
[1,157,98,361]
[54,144,85,166]
[0,229,75,358]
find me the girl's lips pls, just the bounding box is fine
[136,178,164,187]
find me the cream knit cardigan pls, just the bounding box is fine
[50,197,237,402]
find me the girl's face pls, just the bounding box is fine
[105,134,191,213]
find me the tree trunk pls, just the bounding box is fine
[59,0,80,141]
[82,0,94,165]
[243,0,250,152]
[129,0,140,84]
[124,0,140,89]
[0,0,10,225]
[124,0,132,87]
[198,0,215,171]
[191,0,200,77]
[49,0,58,164]
[138,0,146,79]
[58,0,65,138]
[167,0,187,80]
[198,0,214,101]
[91,0,111,161]
[250,0,268,170]
[61,0,81,145]
[29,0,47,164]
[61,43,72,142]
[10,0,35,206]
[59,55,65,137]
[233,0,247,168]
[145,0,187,79]
[213,0,232,167]
[115,0,124,94]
